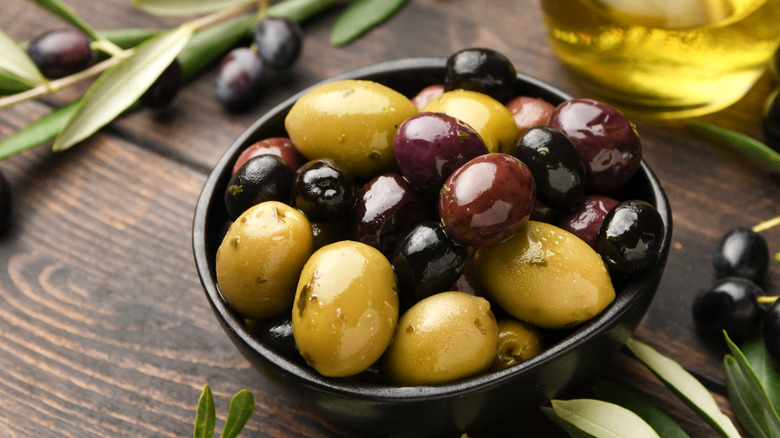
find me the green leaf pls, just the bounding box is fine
[725,355,780,438]
[0,100,80,159]
[100,28,163,50]
[53,25,194,151]
[592,381,691,438]
[742,331,780,413]
[193,385,216,438]
[625,338,741,438]
[686,120,780,173]
[30,0,102,41]
[724,332,780,433]
[542,406,597,438]
[0,71,35,96]
[267,0,340,23]
[133,0,255,17]
[220,389,254,438]
[0,29,46,87]
[550,399,661,438]
[177,15,255,82]
[330,0,408,46]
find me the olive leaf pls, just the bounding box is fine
[53,25,194,151]
[330,0,408,46]
[549,399,661,438]
[30,0,103,42]
[220,389,254,438]
[266,0,340,24]
[99,28,163,50]
[193,384,216,438]
[625,338,741,438]
[592,381,691,438]
[542,406,597,438]
[0,71,35,96]
[177,15,255,81]
[0,100,80,160]
[686,120,780,173]
[723,332,780,435]
[0,29,47,87]
[133,0,255,17]
[741,331,780,413]
[725,356,780,438]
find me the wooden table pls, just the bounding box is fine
[1,1,778,436]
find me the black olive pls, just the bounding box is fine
[513,126,586,212]
[713,227,769,284]
[444,48,517,103]
[391,221,468,309]
[254,17,303,70]
[292,159,357,223]
[595,200,665,274]
[245,313,300,362]
[140,59,182,109]
[224,155,293,220]
[692,277,764,341]
[764,298,780,370]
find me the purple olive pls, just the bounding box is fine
[548,98,642,193]
[439,153,536,247]
[215,47,264,110]
[556,195,619,248]
[394,112,489,197]
[254,17,303,70]
[348,174,433,256]
[27,29,93,78]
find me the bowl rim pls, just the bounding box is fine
[192,56,673,402]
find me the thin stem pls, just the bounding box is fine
[752,215,780,233]
[758,295,779,305]
[90,39,125,57]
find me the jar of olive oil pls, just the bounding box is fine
[540,0,780,117]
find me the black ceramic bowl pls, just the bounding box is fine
[192,57,672,437]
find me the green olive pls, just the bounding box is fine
[474,221,615,329]
[292,240,399,377]
[492,319,544,370]
[216,201,313,319]
[284,79,418,179]
[422,89,518,154]
[383,291,498,386]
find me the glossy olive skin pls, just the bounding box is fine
[556,195,619,248]
[764,299,780,370]
[713,227,769,284]
[514,126,586,212]
[224,155,293,220]
[27,29,92,78]
[444,48,516,103]
[505,95,555,135]
[411,84,444,109]
[394,112,489,197]
[391,221,469,308]
[493,319,544,370]
[349,174,432,256]
[383,291,498,385]
[293,159,357,223]
[232,137,305,174]
[439,154,536,247]
[216,201,313,319]
[215,47,264,110]
[548,98,642,193]
[254,17,303,70]
[246,313,298,360]
[692,277,764,340]
[595,200,665,275]
[141,60,182,109]
[293,241,399,377]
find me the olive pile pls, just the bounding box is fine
[692,225,780,369]
[215,48,666,385]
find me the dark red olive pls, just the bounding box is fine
[140,60,182,109]
[548,98,642,193]
[514,126,586,212]
[439,153,536,247]
[215,47,264,110]
[348,174,432,256]
[444,48,517,103]
[505,95,555,135]
[411,84,445,110]
[692,277,764,341]
[394,112,489,197]
[292,159,357,223]
[595,200,665,274]
[224,155,293,220]
[713,227,770,284]
[557,195,619,248]
[27,29,93,78]
[254,17,303,70]
[764,298,780,370]
[232,137,305,175]
[391,221,468,308]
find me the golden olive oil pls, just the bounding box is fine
[540,0,780,117]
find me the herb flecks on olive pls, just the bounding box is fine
[493,319,544,370]
[292,241,399,377]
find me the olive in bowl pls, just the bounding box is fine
[192,57,672,437]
